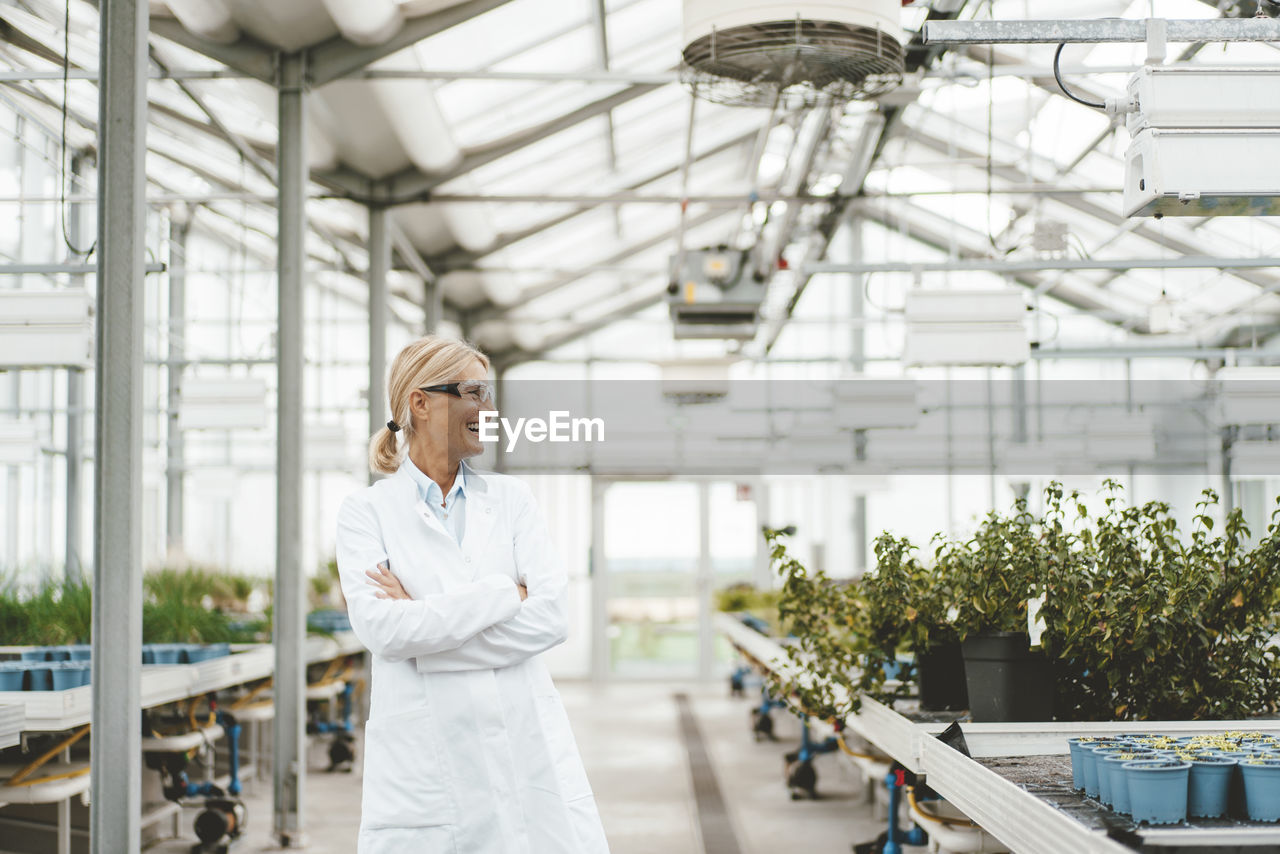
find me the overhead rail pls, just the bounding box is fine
[923,18,1280,45]
[803,256,1280,275]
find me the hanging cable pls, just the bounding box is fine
[1053,44,1106,110]
[59,0,95,258]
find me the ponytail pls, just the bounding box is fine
[368,426,401,474]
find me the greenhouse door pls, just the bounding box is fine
[590,479,758,681]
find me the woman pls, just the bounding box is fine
[335,336,610,854]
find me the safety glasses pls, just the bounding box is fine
[419,380,495,405]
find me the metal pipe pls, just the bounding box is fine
[368,205,389,486]
[805,256,1280,275]
[166,217,189,556]
[0,262,166,274]
[923,18,1280,45]
[273,51,308,849]
[90,0,147,849]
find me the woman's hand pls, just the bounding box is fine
[367,562,410,600]
[517,583,528,601]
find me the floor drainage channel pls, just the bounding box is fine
[673,692,743,854]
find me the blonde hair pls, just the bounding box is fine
[368,336,491,474]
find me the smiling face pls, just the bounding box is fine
[409,357,494,463]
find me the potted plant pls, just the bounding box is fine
[1181,753,1237,819]
[763,527,870,720]
[1040,483,1280,722]
[1240,758,1280,822]
[1123,759,1191,825]
[946,498,1055,722]
[866,533,967,711]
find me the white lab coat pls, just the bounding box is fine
[335,459,610,854]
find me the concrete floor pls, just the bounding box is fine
[146,681,906,854]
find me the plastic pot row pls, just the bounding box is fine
[1069,734,1280,824]
[1,643,234,691]
[0,660,91,691]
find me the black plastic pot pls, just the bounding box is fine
[960,632,1054,722]
[915,641,969,711]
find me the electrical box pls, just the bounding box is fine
[1122,128,1280,217]
[1123,66,1280,218]
[666,248,766,340]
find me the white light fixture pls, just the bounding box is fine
[0,289,93,367]
[0,419,40,465]
[1214,367,1280,426]
[659,359,736,404]
[831,378,921,429]
[998,439,1084,475]
[1147,291,1179,335]
[1084,413,1157,462]
[180,377,268,430]
[1230,441,1280,479]
[903,289,1029,366]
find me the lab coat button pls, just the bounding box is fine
[486,507,492,514]
[465,557,472,564]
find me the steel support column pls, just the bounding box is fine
[368,205,389,485]
[65,153,87,582]
[590,479,609,681]
[845,217,869,578]
[696,480,712,683]
[90,0,148,850]
[273,51,309,848]
[66,367,83,579]
[166,216,189,553]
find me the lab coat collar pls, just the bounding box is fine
[392,457,495,577]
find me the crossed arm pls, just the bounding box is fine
[334,486,570,672]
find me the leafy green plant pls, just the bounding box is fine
[945,498,1050,640]
[858,532,960,688]
[0,574,93,644]
[763,527,872,719]
[714,583,782,625]
[1041,482,1280,721]
[769,480,1280,724]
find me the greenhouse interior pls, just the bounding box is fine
[3,0,1280,852]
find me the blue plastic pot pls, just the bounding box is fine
[0,662,25,691]
[1082,740,1126,798]
[1240,759,1280,822]
[1124,759,1190,825]
[1096,746,1151,806]
[185,643,231,663]
[67,645,92,661]
[1214,751,1255,817]
[50,663,90,691]
[24,664,53,691]
[45,647,71,661]
[1103,751,1156,814]
[20,648,49,662]
[1186,754,1237,819]
[203,643,231,660]
[1067,738,1093,791]
[148,644,182,665]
